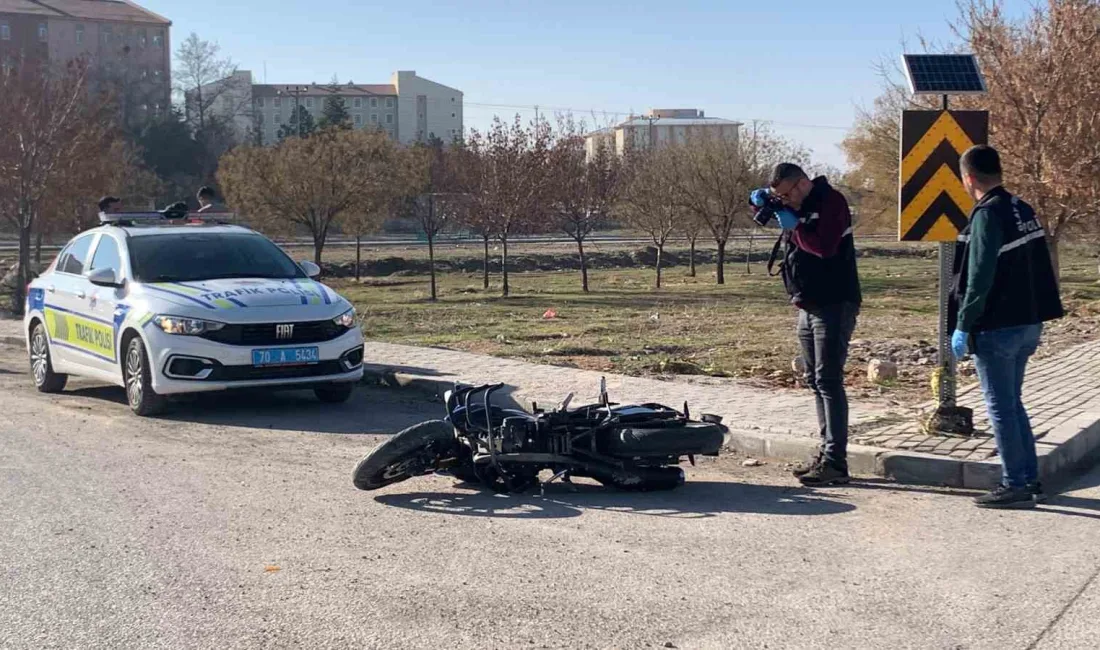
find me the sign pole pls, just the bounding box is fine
[937,241,956,407]
[936,93,956,410]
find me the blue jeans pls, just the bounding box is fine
[972,323,1043,489]
[797,302,860,468]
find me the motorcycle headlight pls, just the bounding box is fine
[153,315,226,336]
[333,307,356,329]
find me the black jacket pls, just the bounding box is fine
[949,187,1064,333]
[772,177,862,311]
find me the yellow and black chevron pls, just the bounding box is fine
[898,110,989,242]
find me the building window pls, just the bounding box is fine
[256,97,265,108]
[305,98,313,108]
[370,97,377,108]
[152,31,162,47]
[257,113,264,125]
[386,98,394,108]
[141,104,149,113]
[0,22,9,41]
[101,27,111,45]
[76,25,84,45]
[273,97,281,107]
[154,103,162,117]
[275,113,281,124]
[353,97,363,109]
[38,23,47,42]
[354,113,363,126]
[386,113,393,124]
[140,30,147,48]
[370,113,378,124]
[451,113,456,119]
[153,69,161,80]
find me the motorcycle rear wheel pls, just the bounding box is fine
[353,420,457,491]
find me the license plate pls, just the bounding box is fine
[252,347,320,367]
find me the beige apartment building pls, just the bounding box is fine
[202,69,463,147]
[585,108,742,159]
[0,0,171,125]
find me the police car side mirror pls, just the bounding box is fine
[299,261,321,278]
[87,268,121,288]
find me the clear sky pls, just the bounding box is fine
[139,0,1033,169]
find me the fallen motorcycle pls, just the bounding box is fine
[352,380,729,494]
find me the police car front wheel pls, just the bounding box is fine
[314,383,354,404]
[30,322,67,393]
[123,335,167,417]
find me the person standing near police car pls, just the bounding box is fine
[766,164,862,486]
[950,145,1063,509]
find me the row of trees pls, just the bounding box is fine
[841,0,1100,273]
[218,114,806,298]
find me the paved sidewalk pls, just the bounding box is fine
[360,341,896,437]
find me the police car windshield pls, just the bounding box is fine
[128,233,306,283]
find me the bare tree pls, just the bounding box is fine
[679,209,705,278]
[218,128,398,265]
[467,115,551,297]
[451,138,495,290]
[0,57,116,313]
[620,150,679,288]
[668,126,805,284]
[175,33,240,132]
[547,114,623,292]
[955,0,1100,274]
[402,136,461,300]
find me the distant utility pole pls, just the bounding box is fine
[279,85,309,137]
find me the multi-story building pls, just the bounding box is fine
[585,109,742,159]
[203,69,463,146]
[0,0,171,124]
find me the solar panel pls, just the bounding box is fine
[903,54,986,95]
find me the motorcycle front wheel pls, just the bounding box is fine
[353,420,457,491]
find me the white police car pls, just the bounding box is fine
[23,212,364,416]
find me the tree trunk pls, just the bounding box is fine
[16,223,31,316]
[655,242,664,289]
[716,239,727,285]
[501,236,510,297]
[313,232,325,266]
[577,238,589,293]
[35,229,43,267]
[688,236,697,278]
[745,229,755,275]
[482,235,490,290]
[428,233,437,301]
[1047,233,1061,284]
[355,234,361,282]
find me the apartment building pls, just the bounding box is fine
[585,108,742,159]
[0,0,171,123]
[204,69,463,146]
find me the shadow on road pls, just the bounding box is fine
[64,383,436,435]
[374,480,856,520]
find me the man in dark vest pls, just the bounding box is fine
[950,145,1064,509]
[768,164,862,486]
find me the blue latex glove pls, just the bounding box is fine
[776,208,800,230]
[750,188,770,208]
[951,329,969,358]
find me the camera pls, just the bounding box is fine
[749,188,785,227]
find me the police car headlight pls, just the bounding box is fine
[333,307,356,329]
[153,315,226,336]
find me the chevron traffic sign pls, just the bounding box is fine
[898,110,989,242]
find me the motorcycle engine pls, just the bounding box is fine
[500,416,534,453]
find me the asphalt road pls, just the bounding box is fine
[2,343,1099,649]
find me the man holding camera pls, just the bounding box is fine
[761,164,862,486]
[950,145,1063,508]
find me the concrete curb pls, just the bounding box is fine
[1,334,23,348]
[362,364,1100,490]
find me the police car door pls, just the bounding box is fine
[43,232,98,370]
[82,232,127,374]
